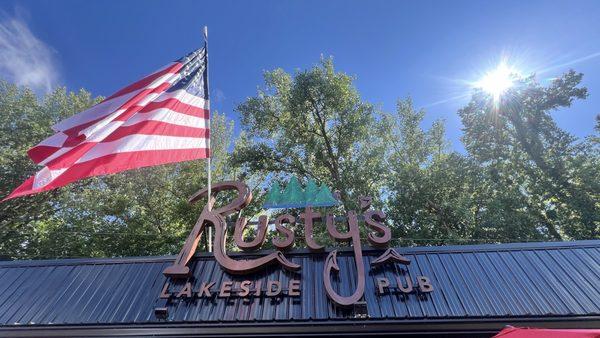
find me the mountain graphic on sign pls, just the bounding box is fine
[263,176,340,209]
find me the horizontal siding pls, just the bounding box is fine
[0,241,598,326]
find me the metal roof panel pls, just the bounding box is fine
[0,240,597,326]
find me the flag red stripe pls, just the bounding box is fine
[45,143,96,169]
[45,132,209,171]
[102,121,209,142]
[28,102,208,165]
[28,146,62,164]
[63,120,98,138]
[28,85,207,165]
[64,94,207,136]
[105,63,182,100]
[29,122,206,167]
[136,97,209,119]
[2,176,34,201]
[51,71,180,134]
[28,133,85,164]
[29,122,209,166]
[4,148,209,201]
[62,90,205,138]
[108,82,174,126]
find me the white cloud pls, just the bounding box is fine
[0,12,59,93]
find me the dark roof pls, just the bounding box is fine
[0,240,599,336]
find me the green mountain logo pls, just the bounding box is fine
[263,176,340,209]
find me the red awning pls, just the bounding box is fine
[494,327,600,338]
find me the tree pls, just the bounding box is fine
[383,98,486,245]
[2,64,598,259]
[33,111,236,258]
[0,80,237,259]
[231,58,387,211]
[459,70,599,240]
[0,81,100,258]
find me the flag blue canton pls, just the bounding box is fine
[170,48,207,98]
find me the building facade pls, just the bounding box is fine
[0,240,598,337]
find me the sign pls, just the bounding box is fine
[160,180,433,311]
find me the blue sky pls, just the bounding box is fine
[1,0,599,151]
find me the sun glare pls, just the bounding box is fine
[475,62,516,102]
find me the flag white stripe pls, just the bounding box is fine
[123,107,208,128]
[51,89,140,132]
[41,92,207,150]
[33,136,207,189]
[51,70,182,133]
[78,109,126,139]
[36,132,69,147]
[76,73,183,138]
[143,70,181,90]
[37,109,207,166]
[39,147,72,166]
[154,89,210,109]
[77,134,208,163]
[33,167,68,190]
[43,134,207,169]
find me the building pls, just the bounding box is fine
[0,240,598,337]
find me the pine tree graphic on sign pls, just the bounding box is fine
[304,178,320,206]
[263,181,283,209]
[313,184,338,207]
[262,176,339,209]
[280,176,305,208]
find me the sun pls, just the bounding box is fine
[475,62,516,103]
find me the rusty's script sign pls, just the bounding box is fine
[161,181,433,308]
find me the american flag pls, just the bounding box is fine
[4,47,210,200]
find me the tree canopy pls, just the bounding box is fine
[459,71,599,240]
[0,59,598,260]
[231,58,387,211]
[0,80,236,259]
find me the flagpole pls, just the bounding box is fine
[203,26,212,252]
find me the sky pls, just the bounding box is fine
[1,0,599,152]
